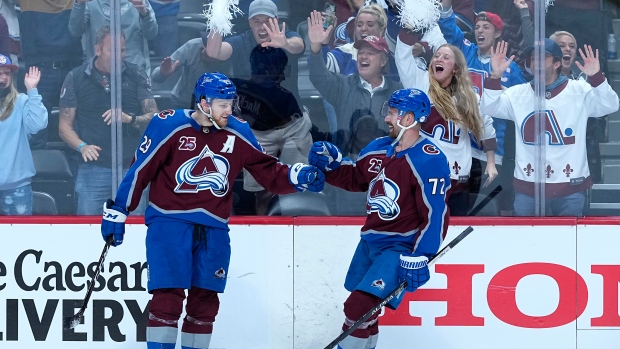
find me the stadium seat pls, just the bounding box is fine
[267,191,332,216]
[149,56,181,111]
[296,20,323,100]
[47,108,61,143]
[32,191,58,215]
[31,149,75,215]
[153,93,174,111]
[296,20,310,56]
[177,20,208,46]
[180,1,205,14]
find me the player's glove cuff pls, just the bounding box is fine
[288,163,317,185]
[103,199,128,222]
[399,254,428,269]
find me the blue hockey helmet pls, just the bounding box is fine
[382,88,431,122]
[193,72,237,104]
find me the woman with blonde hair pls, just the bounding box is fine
[0,55,47,215]
[322,4,389,75]
[396,37,497,215]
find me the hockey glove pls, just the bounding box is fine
[288,163,318,192]
[307,168,325,192]
[398,253,430,292]
[101,199,128,247]
[308,141,342,171]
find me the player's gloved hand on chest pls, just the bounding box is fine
[308,141,342,171]
[288,163,325,192]
[398,253,430,292]
[101,199,128,247]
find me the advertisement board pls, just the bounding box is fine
[0,218,618,348]
[0,223,293,349]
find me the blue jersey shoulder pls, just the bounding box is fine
[146,109,193,132]
[224,115,263,151]
[358,136,393,157]
[141,109,195,147]
[407,138,450,177]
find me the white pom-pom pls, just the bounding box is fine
[204,0,244,36]
[421,24,446,51]
[399,0,441,32]
[545,0,554,12]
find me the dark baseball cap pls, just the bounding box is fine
[524,38,563,60]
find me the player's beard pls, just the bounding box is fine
[213,114,229,128]
[387,123,399,139]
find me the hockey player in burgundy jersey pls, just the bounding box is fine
[309,88,450,349]
[100,72,325,349]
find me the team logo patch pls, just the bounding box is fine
[175,144,230,195]
[215,268,226,279]
[367,169,401,220]
[371,279,385,291]
[158,110,175,119]
[422,144,440,155]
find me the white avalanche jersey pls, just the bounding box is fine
[481,73,620,197]
[395,34,496,185]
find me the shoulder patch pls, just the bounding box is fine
[423,144,440,155]
[463,38,471,46]
[158,109,175,119]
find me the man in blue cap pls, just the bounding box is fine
[482,39,620,216]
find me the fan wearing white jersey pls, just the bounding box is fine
[482,39,619,216]
[395,35,497,216]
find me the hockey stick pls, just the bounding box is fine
[468,185,503,216]
[323,226,474,349]
[63,235,113,330]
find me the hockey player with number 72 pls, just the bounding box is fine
[308,88,451,349]
[99,72,325,349]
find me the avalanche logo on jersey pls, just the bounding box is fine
[174,144,230,196]
[371,279,385,291]
[366,168,400,220]
[468,69,487,97]
[521,110,575,146]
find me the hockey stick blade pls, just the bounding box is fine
[63,235,113,331]
[323,226,474,349]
